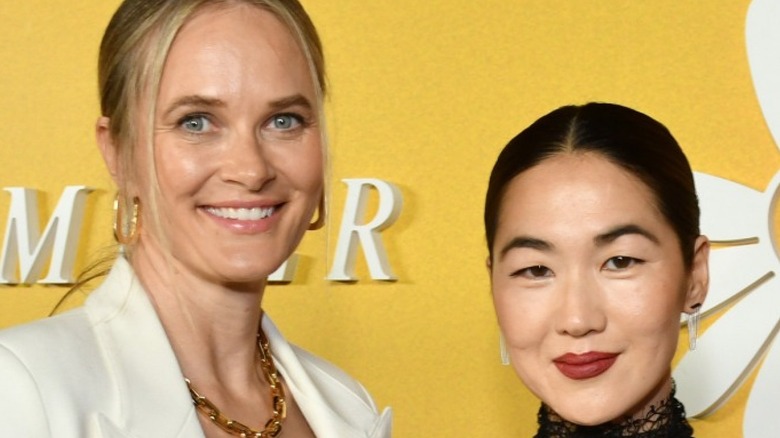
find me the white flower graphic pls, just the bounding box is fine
[673,0,780,436]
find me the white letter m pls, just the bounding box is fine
[0,186,92,284]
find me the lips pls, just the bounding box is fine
[553,352,619,380]
[200,202,283,234]
[205,206,275,220]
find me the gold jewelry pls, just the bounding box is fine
[113,193,140,244]
[185,329,287,437]
[308,192,325,230]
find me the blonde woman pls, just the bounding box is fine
[0,1,392,437]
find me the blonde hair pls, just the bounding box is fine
[98,0,327,252]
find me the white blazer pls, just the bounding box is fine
[0,257,392,437]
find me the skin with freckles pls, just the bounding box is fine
[490,152,709,425]
[97,4,321,437]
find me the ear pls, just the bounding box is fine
[684,235,710,312]
[96,117,122,186]
[486,255,492,273]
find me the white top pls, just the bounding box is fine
[0,257,392,437]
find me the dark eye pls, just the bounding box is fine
[603,256,640,271]
[512,265,553,279]
[269,114,302,130]
[180,115,212,133]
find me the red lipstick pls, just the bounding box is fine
[553,352,618,380]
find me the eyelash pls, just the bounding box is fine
[602,256,644,271]
[266,112,306,131]
[177,113,213,135]
[508,256,644,279]
[510,265,553,279]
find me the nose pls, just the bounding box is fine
[219,128,275,191]
[554,271,607,337]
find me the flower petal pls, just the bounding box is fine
[743,319,780,437]
[747,0,780,150]
[674,274,780,417]
[694,172,767,241]
[703,243,775,316]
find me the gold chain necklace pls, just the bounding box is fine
[185,329,287,438]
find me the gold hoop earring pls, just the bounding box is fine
[308,193,325,230]
[113,193,141,244]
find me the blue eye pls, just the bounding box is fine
[269,114,302,130]
[180,115,211,133]
[603,256,641,271]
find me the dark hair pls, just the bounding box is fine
[484,102,700,266]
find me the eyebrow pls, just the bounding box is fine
[497,224,660,261]
[162,95,226,119]
[593,224,660,246]
[161,94,313,119]
[498,236,553,260]
[267,94,313,111]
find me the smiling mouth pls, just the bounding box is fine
[553,352,619,380]
[204,206,276,220]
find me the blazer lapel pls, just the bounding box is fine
[91,413,137,438]
[368,410,393,438]
[85,258,205,438]
[262,316,393,438]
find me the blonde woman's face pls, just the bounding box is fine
[490,153,707,425]
[132,4,322,284]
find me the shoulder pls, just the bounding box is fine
[0,310,99,436]
[290,344,380,411]
[0,306,106,385]
[0,341,51,435]
[0,308,96,367]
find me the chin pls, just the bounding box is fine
[209,260,281,285]
[546,399,624,426]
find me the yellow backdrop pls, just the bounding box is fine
[0,1,773,436]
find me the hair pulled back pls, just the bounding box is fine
[484,102,700,266]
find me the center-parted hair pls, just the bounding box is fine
[484,102,700,266]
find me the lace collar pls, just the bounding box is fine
[533,384,694,437]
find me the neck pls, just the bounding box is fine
[129,238,267,391]
[535,380,693,437]
[623,374,673,425]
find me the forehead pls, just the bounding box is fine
[178,3,295,47]
[495,153,668,240]
[156,3,312,104]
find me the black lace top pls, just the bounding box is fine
[533,387,694,437]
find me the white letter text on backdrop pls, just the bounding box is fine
[0,186,93,284]
[327,178,402,281]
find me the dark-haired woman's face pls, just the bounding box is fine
[490,152,708,424]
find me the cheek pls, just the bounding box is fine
[492,280,549,350]
[155,147,212,194]
[613,277,685,349]
[292,144,324,189]
[492,285,552,396]
[299,160,324,191]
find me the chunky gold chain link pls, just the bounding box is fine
[185,329,287,437]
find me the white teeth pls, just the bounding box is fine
[206,206,275,220]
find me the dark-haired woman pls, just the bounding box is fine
[485,103,708,436]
